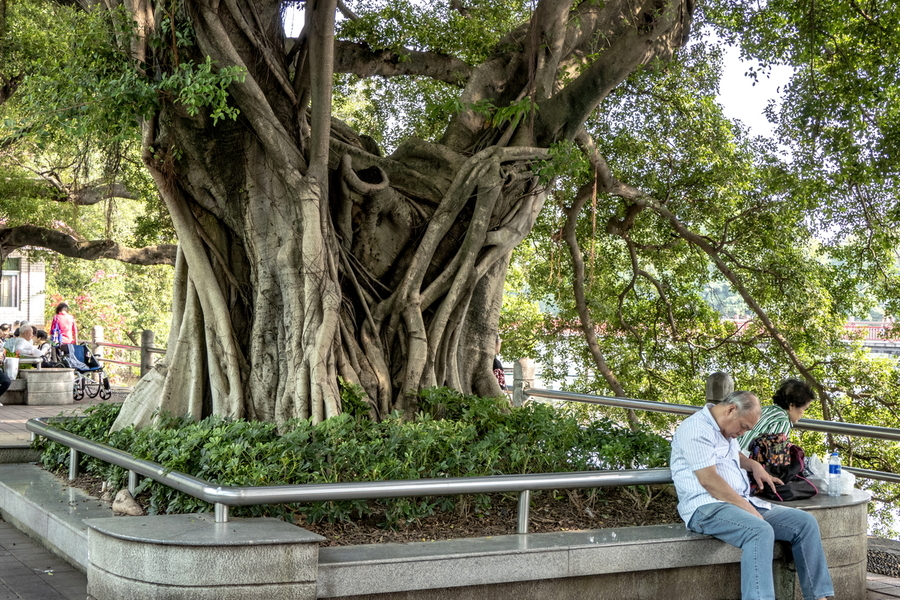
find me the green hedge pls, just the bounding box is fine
[34,386,670,526]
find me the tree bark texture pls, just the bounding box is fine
[108,0,692,429]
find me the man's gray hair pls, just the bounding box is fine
[720,390,759,414]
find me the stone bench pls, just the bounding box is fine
[1,368,74,405]
[316,487,870,600]
[0,464,872,600]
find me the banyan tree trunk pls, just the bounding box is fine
[107,0,691,429]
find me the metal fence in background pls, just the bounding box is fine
[82,327,165,377]
[523,388,900,484]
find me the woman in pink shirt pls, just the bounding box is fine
[49,302,78,344]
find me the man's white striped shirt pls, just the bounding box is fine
[670,404,769,525]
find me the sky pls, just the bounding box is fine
[717,44,794,138]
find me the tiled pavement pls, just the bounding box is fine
[869,572,900,599]
[0,393,124,446]
[3,396,900,599]
[0,394,125,598]
[0,521,86,600]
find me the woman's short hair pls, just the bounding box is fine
[55,302,69,314]
[773,378,815,410]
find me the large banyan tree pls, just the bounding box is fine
[63,0,697,428]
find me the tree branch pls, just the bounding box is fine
[526,0,573,101]
[561,162,639,429]
[535,0,692,144]
[645,200,833,421]
[337,0,358,20]
[0,225,176,265]
[573,129,832,420]
[69,180,139,205]
[333,41,473,86]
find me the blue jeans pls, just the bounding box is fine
[688,502,834,600]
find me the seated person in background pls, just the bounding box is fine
[2,328,19,353]
[34,330,54,366]
[670,390,834,600]
[739,378,815,460]
[12,326,44,358]
[0,323,9,339]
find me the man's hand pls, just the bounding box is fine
[694,465,766,519]
[746,459,783,493]
[747,505,765,519]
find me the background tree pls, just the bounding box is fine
[0,0,176,265]
[499,4,900,533]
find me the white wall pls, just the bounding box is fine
[0,252,47,329]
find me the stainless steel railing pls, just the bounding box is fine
[524,388,900,481]
[524,388,900,441]
[30,388,898,530]
[27,416,672,529]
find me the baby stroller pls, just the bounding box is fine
[58,343,111,401]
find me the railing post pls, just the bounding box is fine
[140,330,154,377]
[513,358,535,407]
[706,372,734,405]
[215,503,229,523]
[128,470,138,496]
[91,325,104,359]
[517,490,530,534]
[69,449,79,481]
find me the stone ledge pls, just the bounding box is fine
[2,368,75,405]
[317,490,871,599]
[85,513,324,586]
[0,463,112,571]
[0,464,872,600]
[317,524,775,598]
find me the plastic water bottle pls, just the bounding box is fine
[827,451,842,497]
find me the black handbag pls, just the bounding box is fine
[747,436,818,501]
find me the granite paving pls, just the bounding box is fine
[0,520,86,599]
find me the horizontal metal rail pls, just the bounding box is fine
[91,341,166,354]
[526,388,900,482]
[844,467,900,484]
[525,388,900,442]
[27,417,672,529]
[70,339,165,371]
[32,388,900,530]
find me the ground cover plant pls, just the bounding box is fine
[34,387,671,531]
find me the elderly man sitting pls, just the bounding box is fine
[670,390,834,600]
[12,325,44,359]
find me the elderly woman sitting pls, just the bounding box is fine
[738,378,815,466]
